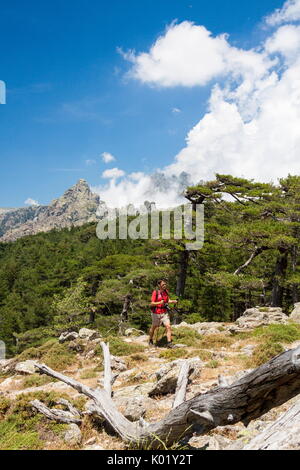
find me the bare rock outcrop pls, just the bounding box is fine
[230,307,289,333]
[15,360,37,375]
[63,424,82,445]
[175,322,229,336]
[78,328,100,341]
[290,303,300,324]
[59,331,79,344]
[0,179,103,242]
[149,357,203,397]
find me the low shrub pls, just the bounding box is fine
[250,341,284,367]
[22,374,55,389]
[0,391,85,450]
[206,360,219,369]
[159,348,188,360]
[172,327,202,347]
[80,369,98,380]
[17,341,77,371]
[182,313,205,324]
[199,334,234,349]
[187,349,213,361]
[95,336,145,357]
[129,353,148,362]
[252,324,300,344]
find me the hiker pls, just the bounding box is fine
[149,279,178,348]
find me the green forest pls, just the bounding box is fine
[0,174,299,356]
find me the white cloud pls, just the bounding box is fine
[102,167,125,179]
[128,172,145,181]
[101,152,116,163]
[265,24,300,62]
[165,41,300,182]
[85,159,96,166]
[266,0,300,26]
[93,173,186,209]
[172,107,181,113]
[125,22,228,86]
[124,21,273,88]
[25,198,39,206]
[96,3,300,208]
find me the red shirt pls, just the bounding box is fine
[151,290,169,314]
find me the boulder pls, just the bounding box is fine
[78,328,100,341]
[189,434,233,450]
[0,376,24,391]
[124,328,144,337]
[235,307,288,330]
[149,357,203,397]
[150,367,179,396]
[15,360,37,375]
[155,357,202,382]
[67,340,84,353]
[63,423,82,446]
[124,396,147,422]
[136,335,149,343]
[111,356,127,372]
[59,331,79,344]
[175,321,230,336]
[113,383,154,405]
[290,303,300,323]
[111,368,138,386]
[131,371,147,382]
[225,369,254,386]
[0,358,15,374]
[241,344,255,356]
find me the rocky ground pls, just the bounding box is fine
[1,305,300,451]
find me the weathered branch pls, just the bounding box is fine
[31,399,82,424]
[33,362,140,442]
[234,246,269,275]
[218,375,229,388]
[173,361,190,409]
[56,399,82,418]
[32,345,300,448]
[101,341,113,397]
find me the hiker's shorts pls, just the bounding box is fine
[151,312,170,327]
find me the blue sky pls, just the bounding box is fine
[0,0,294,207]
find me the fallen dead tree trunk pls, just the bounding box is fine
[31,344,300,448]
[242,398,300,450]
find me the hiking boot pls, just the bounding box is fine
[149,338,154,347]
[167,342,175,349]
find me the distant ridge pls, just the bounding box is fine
[0,180,101,242]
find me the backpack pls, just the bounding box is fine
[151,290,159,314]
[151,290,169,314]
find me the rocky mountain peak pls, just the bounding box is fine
[0,180,102,242]
[68,179,91,194]
[51,179,99,207]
